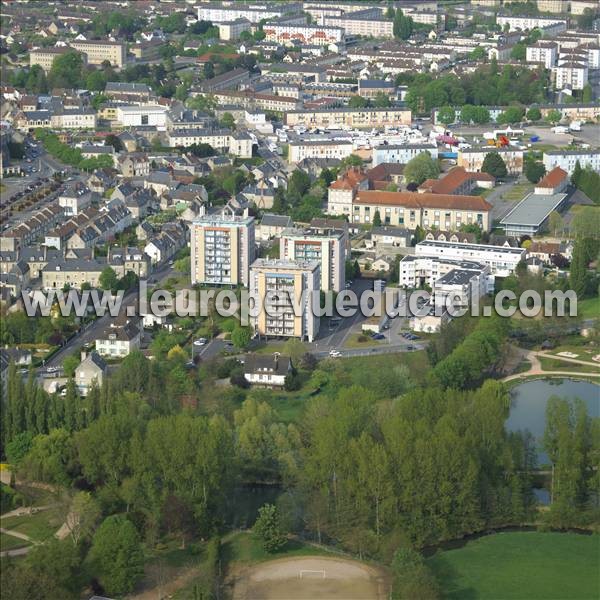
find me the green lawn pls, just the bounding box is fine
[0,533,30,552]
[577,296,599,320]
[338,350,431,386]
[539,357,600,374]
[501,183,533,201]
[1,507,63,542]
[221,531,331,567]
[428,532,599,600]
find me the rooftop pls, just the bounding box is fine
[500,191,568,227]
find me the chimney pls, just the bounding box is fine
[81,350,87,362]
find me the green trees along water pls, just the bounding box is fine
[544,397,599,528]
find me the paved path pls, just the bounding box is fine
[0,527,34,543]
[503,349,600,382]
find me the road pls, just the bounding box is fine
[39,263,175,373]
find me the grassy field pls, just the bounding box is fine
[222,531,332,567]
[338,350,430,386]
[428,532,599,600]
[501,182,533,201]
[577,296,600,320]
[344,333,381,349]
[1,507,63,542]
[0,533,30,552]
[539,357,600,374]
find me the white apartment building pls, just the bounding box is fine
[190,211,255,287]
[197,3,302,24]
[288,140,354,164]
[51,109,97,129]
[536,0,569,13]
[284,107,412,129]
[263,23,344,46]
[116,105,169,129]
[279,227,345,292]
[570,0,599,14]
[457,147,524,175]
[323,16,394,38]
[250,259,321,342]
[526,41,558,68]
[218,19,252,41]
[496,14,567,33]
[553,61,589,90]
[166,129,253,158]
[372,144,439,167]
[543,149,600,173]
[415,240,527,278]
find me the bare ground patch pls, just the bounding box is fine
[231,555,389,600]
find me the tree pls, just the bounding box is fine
[254,503,287,552]
[481,152,507,179]
[287,169,311,203]
[99,267,118,292]
[524,160,546,183]
[87,515,144,596]
[582,84,593,103]
[437,106,456,126]
[548,211,564,238]
[220,112,236,130]
[203,62,215,80]
[545,109,562,124]
[569,239,588,299]
[62,354,80,378]
[469,46,486,61]
[348,95,369,108]
[372,210,382,228]
[393,9,414,40]
[66,491,101,545]
[48,50,85,89]
[526,107,542,121]
[105,134,123,152]
[374,92,391,108]
[404,152,440,185]
[571,160,583,188]
[497,106,524,125]
[85,69,106,92]
[231,325,252,350]
[510,43,526,61]
[577,8,596,30]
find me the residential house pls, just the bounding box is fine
[74,351,107,396]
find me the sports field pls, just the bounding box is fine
[232,556,389,600]
[428,531,599,600]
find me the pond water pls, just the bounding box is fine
[506,378,600,504]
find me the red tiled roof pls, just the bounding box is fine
[536,166,567,189]
[418,167,495,195]
[330,167,368,190]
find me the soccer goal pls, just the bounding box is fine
[299,569,326,579]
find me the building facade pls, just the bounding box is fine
[190,211,255,287]
[280,226,345,292]
[250,259,320,342]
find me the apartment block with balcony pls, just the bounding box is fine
[250,259,320,342]
[280,227,345,292]
[190,210,255,287]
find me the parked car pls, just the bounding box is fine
[372,333,385,340]
[329,349,341,358]
[193,338,207,346]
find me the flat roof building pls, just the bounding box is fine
[250,258,320,342]
[500,191,568,237]
[190,210,255,287]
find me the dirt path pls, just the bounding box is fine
[503,350,600,382]
[0,527,34,542]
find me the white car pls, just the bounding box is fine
[329,349,341,358]
[46,366,59,373]
[193,338,207,346]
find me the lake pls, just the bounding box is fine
[506,378,600,503]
